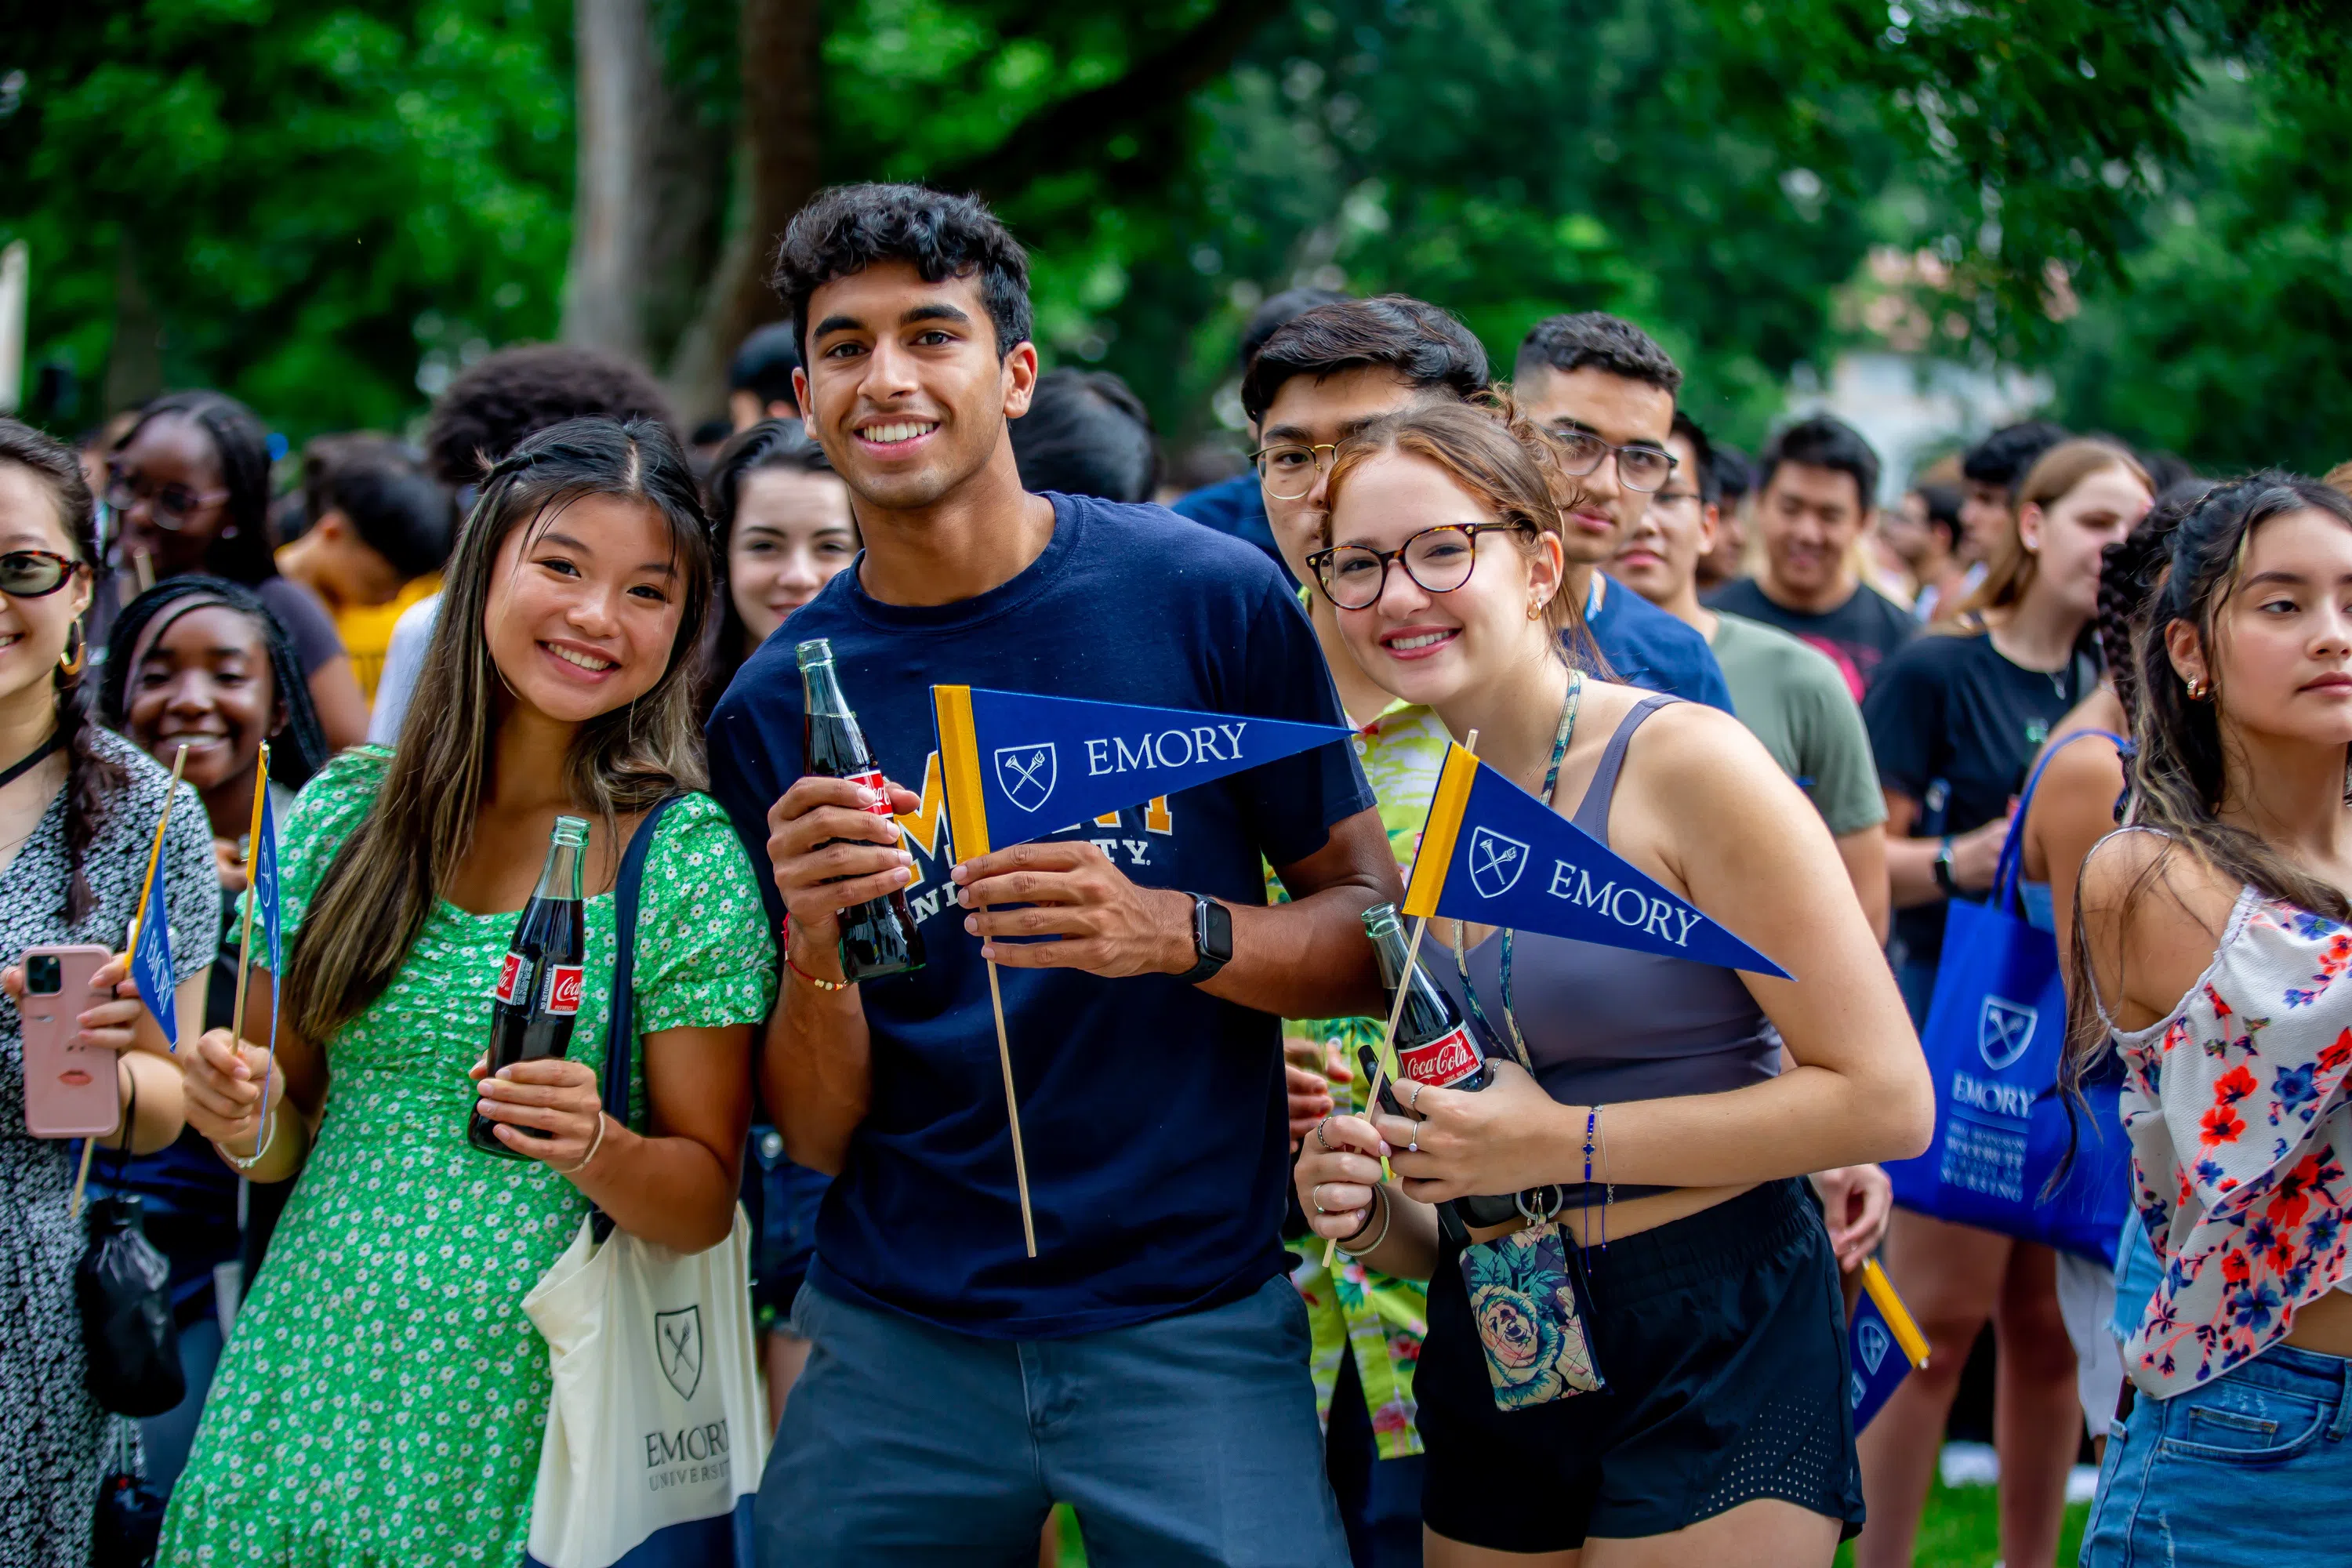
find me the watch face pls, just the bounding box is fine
[1202,898,1234,961]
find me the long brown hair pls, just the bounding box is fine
[1321,392,1605,674]
[0,419,124,924]
[1949,438,2151,626]
[2062,474,2352,1091]
[285,417,714,1043]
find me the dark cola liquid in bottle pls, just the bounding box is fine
[470,815,589,1157]
[1356,902,1493,1109]
[798,639,925,982]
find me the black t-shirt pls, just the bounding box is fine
[706,492,1373,1339]
[1863,630,2097,966]
[1704,578,1915,701]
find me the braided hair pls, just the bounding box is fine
[112,390,279,583]
[96,576,331,793]
[0,419,129,924]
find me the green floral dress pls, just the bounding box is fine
[1285,699,1453,1461]
[161,750,775,1566]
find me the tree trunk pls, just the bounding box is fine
[561,0,665,363]
[664,0,825,426]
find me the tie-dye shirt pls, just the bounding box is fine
[2101,874,2352,1397]
[1284,699,1454,1457]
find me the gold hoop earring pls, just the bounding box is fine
[1526,601,1544,621]
[57,620,85,678]
[2186,675,2208,700]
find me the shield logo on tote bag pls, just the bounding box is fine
[1978,996,2039,1071]
[656,1306,704,1401]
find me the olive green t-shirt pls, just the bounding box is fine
[1708,611,1888,837]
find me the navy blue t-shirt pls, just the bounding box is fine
[706,493,1374,1339]
[1583,572,1737,713]
[1170,472,1296,587]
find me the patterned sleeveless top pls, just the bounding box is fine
[2100,860,2352,1398]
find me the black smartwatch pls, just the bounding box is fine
[1178,894,1232,984]
[1932,837,1958,896]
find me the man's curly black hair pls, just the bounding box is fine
[768,183,1032,361]
[422,344,674,488]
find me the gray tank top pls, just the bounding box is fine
[1433,695,1776,1192]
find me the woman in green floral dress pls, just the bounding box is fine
[163,418,775,1564]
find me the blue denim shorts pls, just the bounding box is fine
[2081,1341,2352,1567]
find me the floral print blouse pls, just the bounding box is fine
[2105,880,2352,1397]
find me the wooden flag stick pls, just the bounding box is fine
[79,744,187,1218]
[69,1136,96,1220]
[230,744,270,1048]
[1324,729,1475,1269]
[982,954,1038,1258]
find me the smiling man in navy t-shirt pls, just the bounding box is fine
[706,183,1392,1567]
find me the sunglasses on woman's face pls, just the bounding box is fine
[0,550,85,599]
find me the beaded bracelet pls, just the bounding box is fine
[779,915,849,993]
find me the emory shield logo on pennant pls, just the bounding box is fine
[1466,826,1530,900]
[1857,1317,1892,1376]
[993,742,1058,814]
[655,1305,703,1401]
[1978,996,2039,1071]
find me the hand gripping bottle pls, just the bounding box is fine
[798,638,925,982]
[470,815,588,1156]
[1356,902,1493,1108]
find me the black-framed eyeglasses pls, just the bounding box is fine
[1549,427,1678,494]
[1305,522,1534,611]
[0,550,85,599]
[103,467,228,532]
[1251,442,1341,502]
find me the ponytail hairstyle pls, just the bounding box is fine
[1321,390,1608,678]
[97,575,332,793]
[112,390,279,583]
[283,416,714,1043]
[1951,438,2151,628]
[0,419,125,924]
[2063,473,2352,1095]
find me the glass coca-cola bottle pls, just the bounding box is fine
[470,815,589,1157]
[798,638,925,982]
[1357,902,1493,1107]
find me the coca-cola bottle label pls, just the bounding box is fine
[494,952,535,1007]
[847,768,893,818]
[543,965,585,1017]
[1400,1025,1482,1088]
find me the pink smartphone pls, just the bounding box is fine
[20,945,121,1138]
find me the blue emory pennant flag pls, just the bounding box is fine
[931,684,1351,858]
[129,851,178,1051]
[1400,743,1789,977]
[1849,1259,1930,1433]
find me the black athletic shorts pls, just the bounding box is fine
[1417,1178,1865,1552]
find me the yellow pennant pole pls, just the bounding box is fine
[230,743,270,1050]
[77,743,187,1218]
[935,687,1037,1258]
[1862,1258,1932,1369]
[1328,732,1479,1267]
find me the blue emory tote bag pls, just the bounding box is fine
[1884,733,2136,1265]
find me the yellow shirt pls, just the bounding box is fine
[336,576,438,704]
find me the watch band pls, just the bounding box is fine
[1933,837,1958,896]
[1177,893,1232,984]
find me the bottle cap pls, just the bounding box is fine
[552,815,590,848]
[795,638,833,670]
[1359,902,1401,936]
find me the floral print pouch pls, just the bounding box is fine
[1459,1220,1603,1410]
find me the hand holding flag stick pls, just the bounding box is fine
[74,742,187,1218]
[1325,732,1475,1269]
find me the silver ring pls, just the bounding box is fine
[1311,1185,1327,1214]
[1407,1080,1424,1110]
[1313,1116,1334,1152]
[1406,1135,1419,1155]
